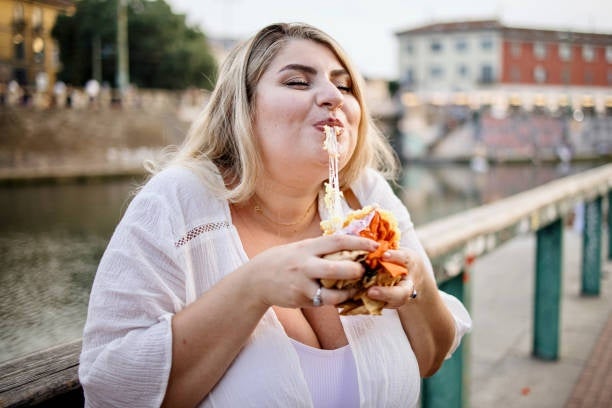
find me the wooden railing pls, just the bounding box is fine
[1,163,611,408]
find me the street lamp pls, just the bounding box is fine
[116,0,129,97]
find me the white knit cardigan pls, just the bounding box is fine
[79,165,472,407]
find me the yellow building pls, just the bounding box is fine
[0,0,74,92]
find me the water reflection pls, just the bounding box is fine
[399,162,595,225]
[0,179,139,362]
[0,163,602,362]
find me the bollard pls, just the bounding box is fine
[582,196,602,295]
[421,272,468,408]
[533,218,562,360]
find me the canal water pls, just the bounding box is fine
[0,162,600,363]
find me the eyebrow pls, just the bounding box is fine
[278,64,349,78]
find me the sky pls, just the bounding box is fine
[166,0,612,79]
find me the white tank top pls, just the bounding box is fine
[290,339,360,408]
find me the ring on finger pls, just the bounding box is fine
[312,285,323,307]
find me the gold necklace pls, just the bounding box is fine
[252,196,317,227]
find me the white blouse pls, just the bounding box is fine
[79,165,472,408]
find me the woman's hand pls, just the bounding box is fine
[364,247,431,309]
[243,234,379,309]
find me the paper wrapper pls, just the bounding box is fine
[320,206,408,315]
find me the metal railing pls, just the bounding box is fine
[1,164,611,407]
[419,163,612,408]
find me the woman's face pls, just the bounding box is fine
[252,39,361,188]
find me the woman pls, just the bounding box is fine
[79,22,471,407]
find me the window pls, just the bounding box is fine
[480,65,494,83]
[582,45,595,62]
[559,43,572,61]
[481,36,493,50]
[455,38,468,52]
[32,7,43,29]
[403,68,415,85]
[430,39,443,53]
[404,42,414,55]
[561,68,571,84]
[606,46,612,63]
[534,42,546,59]
[511,42,522,57]
[510,66,520,82]
[430,65,444,79]
[13,2,25,32]
[13,3,24,21]
[457,64,469,78]
[13,34,25,60]
[534,65,547,83]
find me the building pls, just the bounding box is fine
[0,0,74,92]
[395,19,612,112]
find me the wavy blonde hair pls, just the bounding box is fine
[155,22,398,203]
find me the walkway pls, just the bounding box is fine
[469,227,611,407]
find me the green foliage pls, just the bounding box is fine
[52,0,217,90]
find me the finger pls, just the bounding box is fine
[367,279,416,308]
[311,284,323,307]
[305,286,357,309]
[308,234,379,256]
[314,258,365,282]
[383,248,417,270]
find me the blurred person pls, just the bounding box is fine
[7,80,21,106]
[85,78,100,108]
[79,22,471,407]
[53,80,67,108]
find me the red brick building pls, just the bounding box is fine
[502,27,611,87]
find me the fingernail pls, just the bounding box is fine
[369,288,380,297]
[383,251,391,258]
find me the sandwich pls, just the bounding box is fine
[320,205,408,315]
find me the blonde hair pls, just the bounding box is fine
[154,22,398,203]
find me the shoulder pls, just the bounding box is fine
[127,165,227,227]
[138,165,224,206]
[351,167,396,202]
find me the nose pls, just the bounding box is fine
[316,81,343,111]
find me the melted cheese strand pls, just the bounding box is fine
[321,125,344,233]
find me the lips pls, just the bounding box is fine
[315,118,344,130]
[314,118,344,132]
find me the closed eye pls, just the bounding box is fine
[285,79,310,88]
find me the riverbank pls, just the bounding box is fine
[0,107,188,181]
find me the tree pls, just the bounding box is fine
[52,0,217,90]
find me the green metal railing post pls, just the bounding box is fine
[582,196,602,295]
[422,272,468,408]
[533,218,562,360]
[608,190,612,261]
